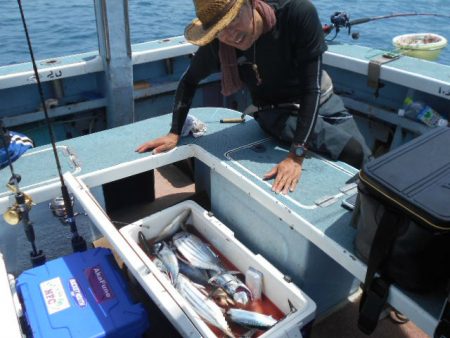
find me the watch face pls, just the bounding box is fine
[295,146,306,157]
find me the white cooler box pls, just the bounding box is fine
[120,200,316,338]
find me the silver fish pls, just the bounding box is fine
[176,274,234,337]
[138,231,153,256]
[241,328,257,338]
[179,260,211,286]
[172,231,223,272]
[227,309,278,330]
[149,209,191,243]
[152,241,179,285]
[210,288,236,307]
[209,272,253,305]
[153,257,170,279]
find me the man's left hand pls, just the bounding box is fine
[263,153,303,194]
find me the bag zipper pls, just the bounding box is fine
[359,171,449,231]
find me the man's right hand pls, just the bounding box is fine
[135,133,180,154]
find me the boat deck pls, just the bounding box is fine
[0,107,445,336]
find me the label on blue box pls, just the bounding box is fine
[85,265,115,303]
[40,277,71,315]
[69,278,87,308]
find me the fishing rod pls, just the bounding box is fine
[16,0,87,253]
[323,12,450,41]
[1,120,46,267]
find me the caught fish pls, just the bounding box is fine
[152,241,179,285]
[209,272,253,305]
[210,288,235,307]
[179,260,210,286]
[227,309,278,330]
[138,231,153,256]
[176,274,234,337]
[149,209,191,243]
[153,257,170,279]
[241,328,257,338]
[172,232,223,272]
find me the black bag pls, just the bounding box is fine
[352,127,450,336]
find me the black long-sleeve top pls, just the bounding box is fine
[170,0,327,145]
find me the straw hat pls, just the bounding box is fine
[185,0,247,46]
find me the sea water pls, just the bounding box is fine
[0,0,449,66]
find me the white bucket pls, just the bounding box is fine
[392,33,448,61]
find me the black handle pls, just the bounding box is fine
[349,17,372,26]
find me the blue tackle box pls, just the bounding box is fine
[16,248,149,338]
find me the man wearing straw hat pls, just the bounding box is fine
[137,0,371,194]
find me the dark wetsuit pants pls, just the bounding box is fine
[254,93,372,168]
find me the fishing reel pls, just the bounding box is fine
[49,194,84,226]
[3,179,34,225]
[331,11,351,32]
[323,12,361,41]
[49,194,74,218]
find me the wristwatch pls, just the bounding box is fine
[290,143,307,158]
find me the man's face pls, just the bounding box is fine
[217,1,257,50]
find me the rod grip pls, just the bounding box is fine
[349,17,371,25]
[220,118,245,123]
